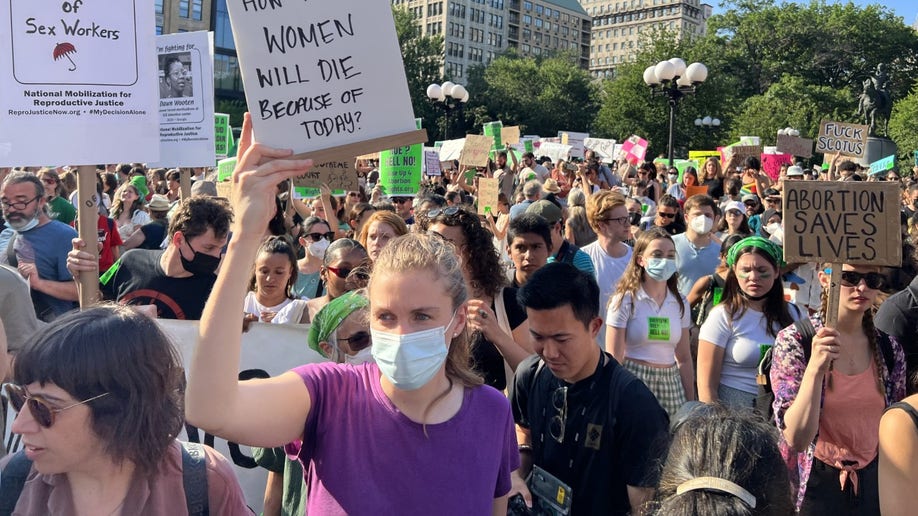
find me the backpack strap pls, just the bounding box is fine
[181,441,210,516]
[0,451,33,516]
[794,317,817,363]
[5,232,17,268]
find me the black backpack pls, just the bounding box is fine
[755,318,896,420]
[0,441,210,515]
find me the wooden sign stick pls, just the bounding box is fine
[824,265,842,379]
[76,165,100,309]
[180,167,192,200]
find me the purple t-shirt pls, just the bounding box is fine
[286,362,519,515]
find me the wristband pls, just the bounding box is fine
[518,444,533,453]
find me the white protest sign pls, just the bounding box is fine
[559,131,589,159]
[227,0,422,158]
[150,31,216,168]
[0,0,159,165]
[583,137,617,163]
[538,142,572,164]
[424,149,442,176]
[438,138,466,162]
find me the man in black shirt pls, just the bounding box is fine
[510,262,669,515]
[67,197,233,319]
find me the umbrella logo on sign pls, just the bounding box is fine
[53,42,78,72]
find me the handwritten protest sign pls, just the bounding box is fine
[379,145,422,196]
[292,160,359,191]
[215,113,231,158]
[438,138,465,162]
[869,155,895,176]
[559,131,589,159]
[776,134,814,158]
[815,121,868,158]
[217,156,237,182]
[152,31,216,168]
[784,181,900,266]
[584,138,618,163]
[424,149,442,176]
[538,142,572,164]
[501,126,521,146]
[478,177,499,215]
[621,135,648,165]
[483,121,503,150]
[460,135,493,167]
[226,0,424,161]
[722,144,762,170]
[761,153,793,181]
[0,0,159,165]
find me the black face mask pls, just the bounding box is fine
[180,240,221,276]
[629,212,642,226]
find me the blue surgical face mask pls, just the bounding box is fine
[644,257,677,282]
[370,312,457,390]
[10,214,39,233]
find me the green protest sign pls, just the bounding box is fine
[217,157,236,182]
[293,187,347,199]
[215,113,230,158]
[483,121,503,150]
[524,140,534,153]
[379,145,423,196]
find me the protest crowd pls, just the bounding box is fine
[5,117,918,516]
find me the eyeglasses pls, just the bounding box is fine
[0,196,41,211]
[840,271,886,290]
[427,206,460,218]
[549,386,567,443]
[603,216,630,226]
[658,212,676,219]
[339,331,371,351]
[305,232,335,242]
[4,384,109,428]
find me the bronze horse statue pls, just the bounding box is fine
[858,78,891,137]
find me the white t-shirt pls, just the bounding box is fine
[699,304,784,394]
[606,288,690,364]
[583,240,632,345]
[243,291,295,321]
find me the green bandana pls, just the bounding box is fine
[726,236,784,268]
[130,175,149,199]
[307,291,369,357]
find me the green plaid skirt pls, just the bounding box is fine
[623,359,687,417]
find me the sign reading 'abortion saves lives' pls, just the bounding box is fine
[226,0,419,156]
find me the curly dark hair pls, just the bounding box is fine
[167,196,233,240]
[428,207,505,298]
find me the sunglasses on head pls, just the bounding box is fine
[305,232,335,242]
[658,212,676,219]
[840,271,885,290]
[427,206,460,218]
[5,384,109,428]
[339,331,371,351]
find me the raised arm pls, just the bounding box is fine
[185,113,316,447]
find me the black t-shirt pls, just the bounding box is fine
[471,287,527,390]
[701,178,723,199]
[100,249,216,320]
[510,353,669,515]
[139,220,168,250]
[875,276,918,381]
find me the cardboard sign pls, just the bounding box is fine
[723,144,762,170]
[424,149,442,176]
[227,0,423,159]
[0,0,160,165]
[783,181,901,266]
[459,135,493,167]
[558,131,589,159]
[292,160,359,191]
[501,126,520,146]
[776,134,814,158]
[869,154,896,176]
[438,138,464,162]
[815,121,869,158]
[685,185,709,198]
[477,177,499,215]
[584,138,617,163]
[215,113,231,158]
[621,135,648,165]
[379,145,422,196]
[538,142,572,165]
[761,153,793,181]
[151,31,217,168]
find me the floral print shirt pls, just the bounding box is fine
[770,316,906,510]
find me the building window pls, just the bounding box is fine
[155,0,163,14]
[179,0,189,18]
[192,0,203,20]
[156,25,163,35]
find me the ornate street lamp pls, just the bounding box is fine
[426,82,469,140]
[643,58,709,167]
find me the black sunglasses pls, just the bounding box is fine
[840,271,885,290]
[549,386,567,444]
[305,232,335,242]
[339,331,371,351]
[5,384,109,428]
[658,212,676,219]
[392,197,412,204]
[427,206,460,218]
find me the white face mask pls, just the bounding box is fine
[344,346,374,366]
[644,257,678,282]
[690,215,713,235]
[370,312,457,390]
[9,214,39,233]
[307,238,330,258]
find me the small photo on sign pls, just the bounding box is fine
[159,53,194,99]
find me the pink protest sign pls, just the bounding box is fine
[621,135,648,165]
[761,153,792,181]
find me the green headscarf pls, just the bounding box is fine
[130,175,149,199]
[726,236,784,268]
[307,291,369,358]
